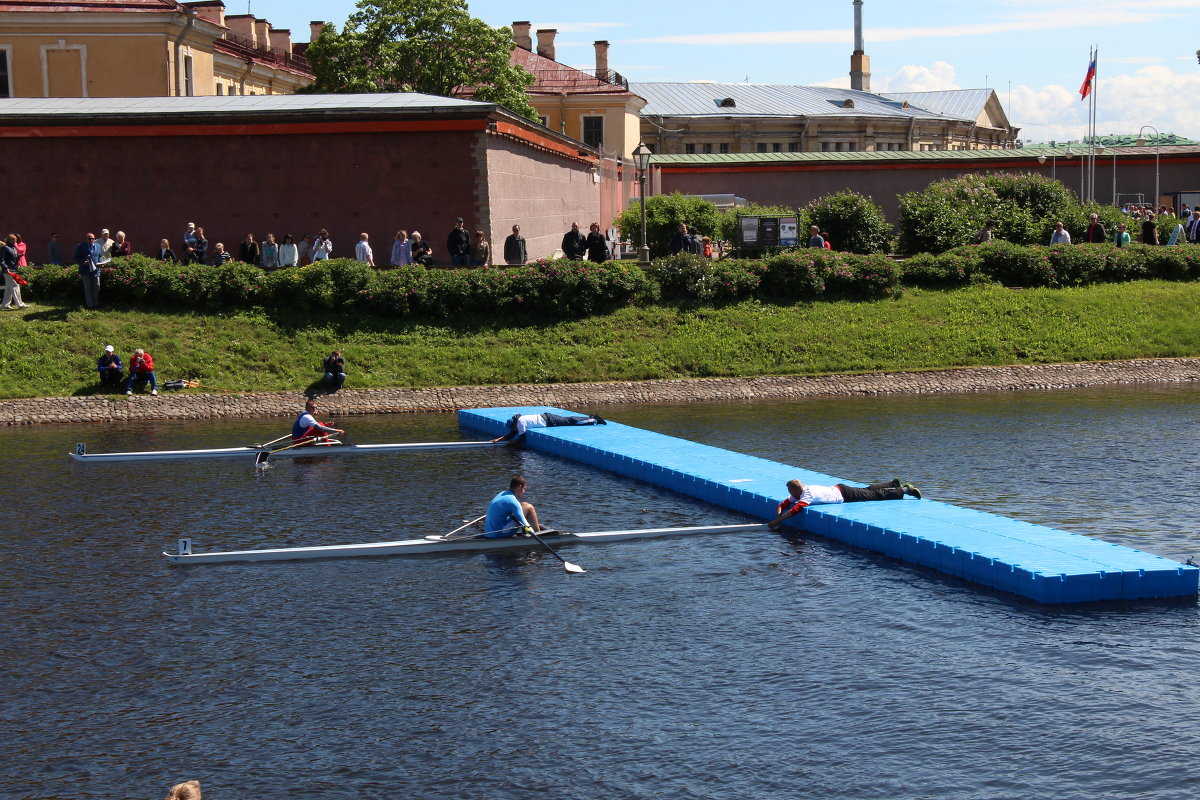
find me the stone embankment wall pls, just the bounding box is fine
[3,358,1199,426]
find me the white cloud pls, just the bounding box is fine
[1010,64,1200,141]
[815,62,960,92]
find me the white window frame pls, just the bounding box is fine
[40,41,88,97]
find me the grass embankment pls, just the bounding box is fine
[2,281,1199,400]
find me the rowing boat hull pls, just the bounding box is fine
[163,523,762,564]
[71,440,498,462]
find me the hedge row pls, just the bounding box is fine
[900,241,1200,289]
[18,244,1200,317]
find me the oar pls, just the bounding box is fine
[252,432,294,449]
[527,529,586,574]
[438,515,486,541]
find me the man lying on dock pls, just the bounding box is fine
[483,474,542,538]
[292,399,344,446]
[768,478,922,531]
[490,412,606,443]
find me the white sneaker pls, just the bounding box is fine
[126,390,132,395]
[150,389,157,396]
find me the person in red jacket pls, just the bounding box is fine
[124,348,157,396]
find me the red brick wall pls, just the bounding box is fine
[485,134,600,261]
[657,156,1200,225]
[4,127,486,264]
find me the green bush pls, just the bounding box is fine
[613,192,721,259]
[645,254,762,305]
[801,190,893,254]
[758,251,828,300]
[818,251,901,299]
[899,172,1082,254]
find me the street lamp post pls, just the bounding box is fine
[1038,151,1059,180]
[1135,125,1161,210]
[632,142,653,265]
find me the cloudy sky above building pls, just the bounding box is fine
[255,0,1200,143]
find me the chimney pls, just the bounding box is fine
[309,21,326,43]
[849,0,871,91]
[594,40,609,78]
[226,14,256,45]
[255,19,271,50]
[512,21,532,51]
[188,1,225,27]
[269,28,293,55]
[536,28,556,61]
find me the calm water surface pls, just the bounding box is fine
[3,386,1200,800]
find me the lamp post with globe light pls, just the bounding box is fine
[632,142,653,265]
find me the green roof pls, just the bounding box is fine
[649,144,1200,166]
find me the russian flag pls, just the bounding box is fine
[1079,55,1096,100]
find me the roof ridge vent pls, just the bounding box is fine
[842,98,855,108]
[718,97,736,108]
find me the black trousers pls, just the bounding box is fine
[837,482,904,502]
[543,412,594,427]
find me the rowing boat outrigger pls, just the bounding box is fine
[164,523,766,564]
[70,440,498,462]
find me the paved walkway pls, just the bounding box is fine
[3,357,1199,426]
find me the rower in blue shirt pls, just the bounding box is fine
[483,475,542,538]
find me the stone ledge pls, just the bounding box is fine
[3,358,1199,426]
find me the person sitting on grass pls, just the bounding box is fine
[323,350,346,391]
[124,348,157,396]
[97,345,123,389]
[490,411,606,444]
[768,477,922,531]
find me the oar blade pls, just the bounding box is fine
[563,561,586,574]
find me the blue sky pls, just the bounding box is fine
[248,0,1200,142]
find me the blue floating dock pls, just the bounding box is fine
[460,406,1199,604]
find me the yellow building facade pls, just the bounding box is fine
[0,0,313,99]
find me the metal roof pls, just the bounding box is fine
[648,144,1200,166]
[0,93,490,119]
[632,82,958,121]
[879,89,992,122]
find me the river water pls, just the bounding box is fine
[3,386,1200,800]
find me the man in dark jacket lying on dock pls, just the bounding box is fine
[490,412,606,443]
[769,478,922,530]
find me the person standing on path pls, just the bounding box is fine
[447,217,471,267]
[74,232,102,309]
[504,225,527,265]
[561,222,587,260]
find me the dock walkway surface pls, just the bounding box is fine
[459,406,1199,604]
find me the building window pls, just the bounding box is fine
[719,142,729,154]
[703,143,712,154]
[685,143,695,154]
[0,47,10,98]
[821,142,832,152]
[756,143,768,153]
[539,115,549,128]
[772,142,782,152]
[788,142,799,152]
[581,115,603,149]
[184,55,194,96]
[216,83,223,95]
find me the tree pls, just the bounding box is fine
[301,0,538,121]
[613,193,721,259]
[801,190,893,254]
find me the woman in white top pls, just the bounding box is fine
[391,230,412,266]
[278,233,299,267]
[311,228,333,261]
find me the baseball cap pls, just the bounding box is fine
[101,228,110,235]
[104,345,114,352]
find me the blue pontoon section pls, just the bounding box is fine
[459,407,1199,604]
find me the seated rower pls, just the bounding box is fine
[292,399,344,446]
[768,478,922,531]
[490,411,606,444]
[483,474,542,538]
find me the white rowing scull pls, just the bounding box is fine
[164,523,765,564]
[70,440,498,462]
